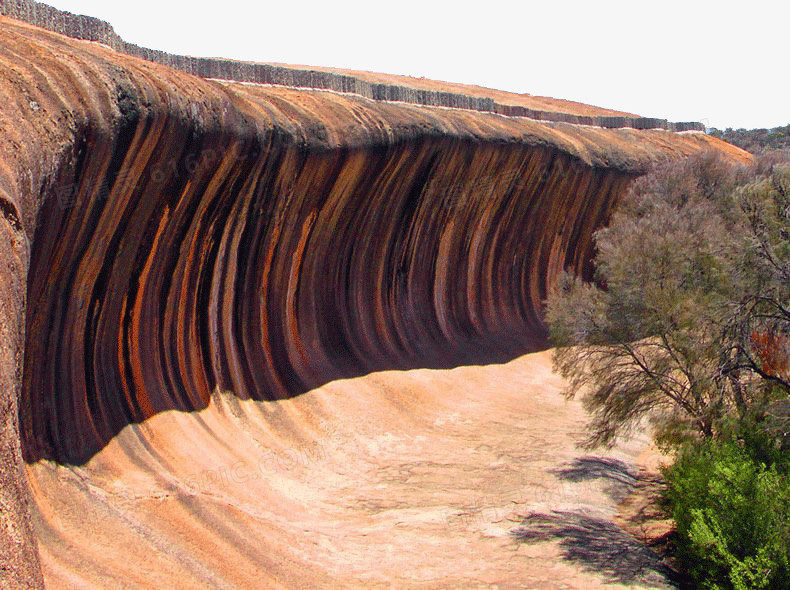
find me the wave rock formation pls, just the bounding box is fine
[0,3,747,587]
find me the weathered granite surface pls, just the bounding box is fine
[0,8,746,588]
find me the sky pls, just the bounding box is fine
[46,0,788,130]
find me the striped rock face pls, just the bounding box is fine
[0,6,748,589]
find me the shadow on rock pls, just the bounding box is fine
[550,456,659,503]
[511,510,677,587]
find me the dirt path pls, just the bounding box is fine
[28,351,673,588]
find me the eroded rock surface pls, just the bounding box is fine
[0,4,748,588]
[31,351,676,588]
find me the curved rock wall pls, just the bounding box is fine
[5,19,733,467]
[0,13,746,588]
[22,129,632,464]
[0,0,705,132]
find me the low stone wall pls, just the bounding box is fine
[0,0,704,132]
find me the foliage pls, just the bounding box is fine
[662,435,790,589]
[545,151,790,450]
[709,125,790,155]
[545,150,790,588]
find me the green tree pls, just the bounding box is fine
[545,150,790,589]
[545,151,789,450]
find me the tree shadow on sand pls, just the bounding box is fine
[511,456,682,587]
[551,456,644,503]
[512,511,677,586]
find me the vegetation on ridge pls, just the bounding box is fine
[709,124,790,155]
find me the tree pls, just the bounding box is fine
[729,156,790,447]
[545,151,790,450]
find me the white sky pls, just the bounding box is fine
[46,0,788,130]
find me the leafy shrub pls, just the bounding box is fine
[662,436,790,589]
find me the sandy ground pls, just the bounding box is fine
[27,350,674,588]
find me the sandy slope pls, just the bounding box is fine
[28,350,672,588]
